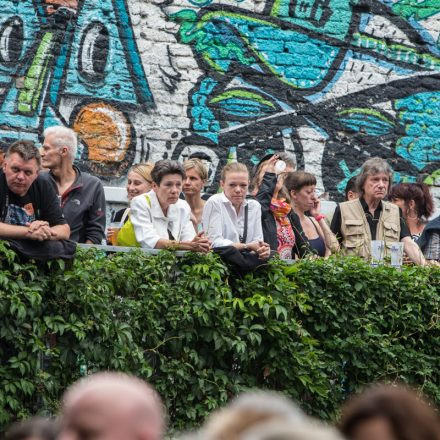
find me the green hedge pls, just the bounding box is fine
[0,242,439,432]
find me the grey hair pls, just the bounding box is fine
[43,126,78,161]
[356,157,393,196]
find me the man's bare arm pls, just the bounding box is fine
[0,222,32,239]
[49,224,70,241]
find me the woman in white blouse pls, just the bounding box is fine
[122,160,210,252]
[202,162,270,259]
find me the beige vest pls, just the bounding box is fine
[340,199,401,259]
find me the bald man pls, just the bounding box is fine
[59,372,165,440]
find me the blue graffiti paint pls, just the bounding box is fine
[395,92,440,171]
[232,18,341,89]
[336,160,360,194]
[0,0,41,107]
[271,0,355,41]
[62,0,153,109]
[0,0,153,165]
[191,77,220,143]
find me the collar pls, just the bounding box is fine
[360,196,383,214]
[148,190,179,221]
[49,165,83,190]
[220,191,248,208]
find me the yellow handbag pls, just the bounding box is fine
[116,194,152,247]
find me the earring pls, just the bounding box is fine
[407,208,418,220]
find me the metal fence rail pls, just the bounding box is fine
[76,243,296,264]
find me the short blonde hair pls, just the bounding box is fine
[221,162,249,181]
[130,162,154,183]
[184,158,208,181]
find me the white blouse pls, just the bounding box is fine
[130,190,196,248]
[202,193,263,248]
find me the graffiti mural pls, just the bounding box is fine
[168,0,440,199]
[1,0,439,202]
[0,0,153,180]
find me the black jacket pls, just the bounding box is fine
[40,166,106,244]
[417,215,440,251]
[254,172,311,258]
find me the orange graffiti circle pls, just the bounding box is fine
[73,102,131,163]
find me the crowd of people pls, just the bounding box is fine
[5,372,440,440]
[0,126,438,264]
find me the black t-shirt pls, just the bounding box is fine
[0,171,67,227]
[331,198,410,242]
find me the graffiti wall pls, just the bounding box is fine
[0,0,439,203]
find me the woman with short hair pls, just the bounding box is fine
[285,171,339,258]
[117,160,210,252]
[202,162,270,260]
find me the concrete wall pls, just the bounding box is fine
[1,0,439,211]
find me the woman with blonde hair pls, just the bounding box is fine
[107,163,153,244]
[112,163,154,223]
[202,162,270,260]
[183,158,208,231]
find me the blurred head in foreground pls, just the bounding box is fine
[4,417,58,440]
[184,391,344,440]
[339,384,440,440]
[59,372,165,440]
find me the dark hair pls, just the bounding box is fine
[389,183,434,220]
[151,160,185,185]
[4,417,59,440]
[6,140,41,167]
[339,384,440,440]
[345,176,358,200]
[284,171,317,193]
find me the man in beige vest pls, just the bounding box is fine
[331,158,425,265]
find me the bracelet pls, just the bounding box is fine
[314,214,325,222]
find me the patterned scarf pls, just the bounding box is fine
[270,198,292,226]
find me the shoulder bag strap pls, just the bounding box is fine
[239,204,249,244]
